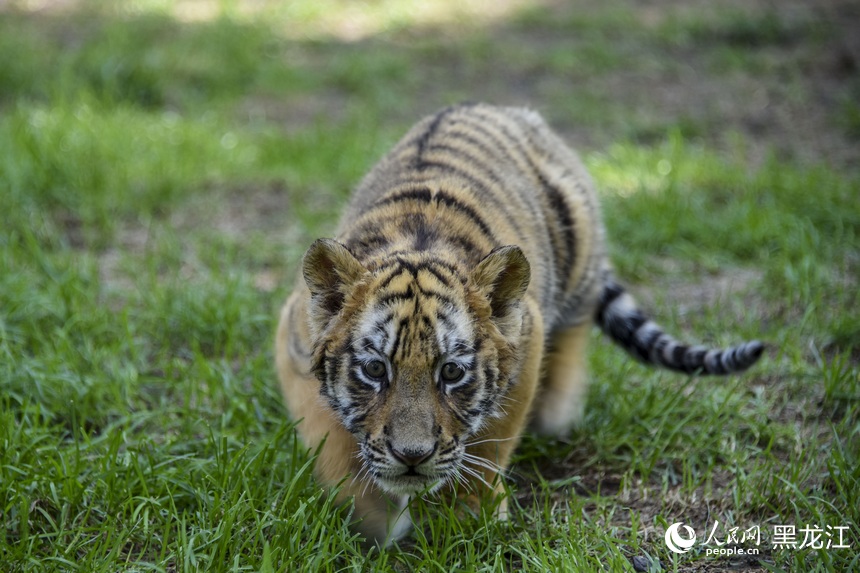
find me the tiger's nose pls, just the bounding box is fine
[389,444,434,468]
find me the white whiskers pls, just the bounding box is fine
[457,463,494,491]
[463,436,516,447]
[461,451,503,475]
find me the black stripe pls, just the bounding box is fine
[449,114,546,220]
[350,210,488,265]
[450,339,474,355]
[345,233,389,258]
[421,141,526,235]
[377,325,392,353]
[509,135,576,289]
[437,444,456,456]
[671,344,688,368]
[452,384,477,401]
[648,337,669,368]
[413,223,439,251]
[448,116,521,167]
[543,181,577,281]
[614,313,647,348]
[639,328,664,361]
[483,366,498,390]
[374,264,406,291]
[424,259,468,285]
[435,190,495,240]
[436,309,457,332]
[416,106,457,170]
[378,290,414,306]
[375,186,433,207]
[391,258,420,278]
[424,142,509,195]
[464,109,562,304]
[685,347,708,371]
[444,128,506,166]
[449,407,471,428]
[349,212,429,240]
[374,257,436,283]
[418,160,499,207]
[627,313,648,333]
[366,184,498,251]
[414,159,514,236]
[458,109,547,194]
[417,285,458,309]
[391,317,410,359]
[347,369,378,393]
[460,109,575,303]
[418,263,455,289]
[444,232,484,260]
[596,282,625,325]
[387,168,527,241]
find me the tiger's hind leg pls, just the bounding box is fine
[532,322,591,437]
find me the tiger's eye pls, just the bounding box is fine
[362,360,387,380]
[440,362,465,383]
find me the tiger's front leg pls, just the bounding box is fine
[276,294,412,545]
[456,299,545,518]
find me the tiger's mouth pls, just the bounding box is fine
[373,471,447,496]
[364,454,457,496]
[358,436,466,496]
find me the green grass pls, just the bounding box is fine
[1,1,858,571]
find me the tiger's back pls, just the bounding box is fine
[338,103,606,334]
[275,103,763,546]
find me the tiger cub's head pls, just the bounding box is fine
[302,239,530,495]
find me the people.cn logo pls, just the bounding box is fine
[665,523,697,554]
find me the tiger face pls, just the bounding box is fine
[303,238,530,495]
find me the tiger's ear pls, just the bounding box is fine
[302,239,367,327]
[472,245,531,320]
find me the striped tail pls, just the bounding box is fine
[595,280,764,375]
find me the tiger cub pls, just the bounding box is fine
[275,103,763,545]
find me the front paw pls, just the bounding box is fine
[351,492,411,548]
[454,481,509,522]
